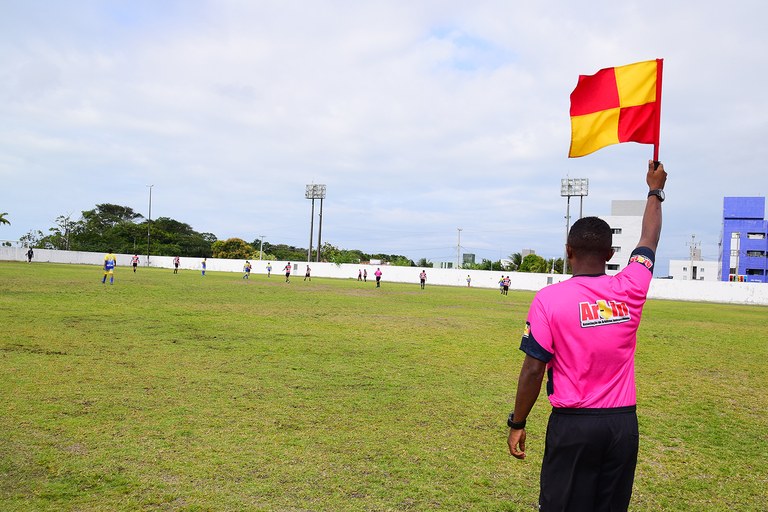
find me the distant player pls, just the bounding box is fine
[502,276,511,295]
[363,269,368,282]
[358,269,362,281]
[202,258,207,276]
[304,265,311,281]
[243,260,252,279]
[102,249,117,285]
[267,262,272,277]
[467,275,472,287]
[284,262,292,282]
[419,270,427,290]
[131,254,139,272]
[26,248,33,263]
[173,256,180,274]
[375,268,382,288]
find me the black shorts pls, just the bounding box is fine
[540,406,638,511]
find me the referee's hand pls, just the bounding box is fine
[508,428,526,460]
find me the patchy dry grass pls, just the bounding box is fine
[0,261,766,511]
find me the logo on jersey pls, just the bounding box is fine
[629,254,653,270]
[522,322,531,338]
[579,299,631,327]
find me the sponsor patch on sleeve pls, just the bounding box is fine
[629,254,653,270]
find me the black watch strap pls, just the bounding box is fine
[648,189,665,202]
[507,412,526,430]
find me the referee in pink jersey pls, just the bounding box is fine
[507,160,667,511]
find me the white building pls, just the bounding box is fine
[603,200,644,275]
[668,258,719,281]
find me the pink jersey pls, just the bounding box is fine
[520,247,655,409]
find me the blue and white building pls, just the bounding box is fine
[721,197,768,283]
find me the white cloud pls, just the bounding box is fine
[1,1,767,269]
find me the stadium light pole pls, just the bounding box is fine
[305,184,326,262]
[306,185,316,262]
[560,178,588,275]
[316,185,326,263]
[147,184,154,266]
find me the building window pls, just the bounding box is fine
[682,266,687,271]
[611,228,622,234]
[732,232,740,239]
[746,269,765,276]
[747,233,766,239]
[606,264,620,271]
[700,268,704,272]
[746,251,766,257]
[729,267,736,274]
[611,246,621,253]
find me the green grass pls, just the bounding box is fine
[1,262,766,511]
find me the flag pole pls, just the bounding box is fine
[653,58,664,162]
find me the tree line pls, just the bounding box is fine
[11,203,565,272]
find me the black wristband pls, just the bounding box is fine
[507,412,526,430]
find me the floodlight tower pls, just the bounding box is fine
[316,185,326,262]
[560,178,589,274]
[305,184,327,262]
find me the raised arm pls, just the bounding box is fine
[636,160,668,253]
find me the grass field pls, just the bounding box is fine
[1,261,766,511]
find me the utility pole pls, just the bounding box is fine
[64,212,72,251]
[457,228,462,269]
[687,234,700,280]
[259,235,265,260]
[147,185,154,266]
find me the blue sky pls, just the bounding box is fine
[2,1,767,269]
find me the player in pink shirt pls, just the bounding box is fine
[507,160,667,511]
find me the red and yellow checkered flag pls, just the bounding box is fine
[569,59,663,159]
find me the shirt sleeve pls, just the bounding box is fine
[519,295,554,363]
[627,246,656,275]
[616,246,655,300]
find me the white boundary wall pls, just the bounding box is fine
[2,247,767,306]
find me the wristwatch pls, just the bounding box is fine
[648,189,665,202]
[507,412,526,430]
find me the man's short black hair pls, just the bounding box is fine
[567,216,612,257]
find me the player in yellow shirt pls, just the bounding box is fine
[102,250,117,285]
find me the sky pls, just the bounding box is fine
[2,1,767,271]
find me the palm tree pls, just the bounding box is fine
[508,252,522,271]
[0,212,10,226]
